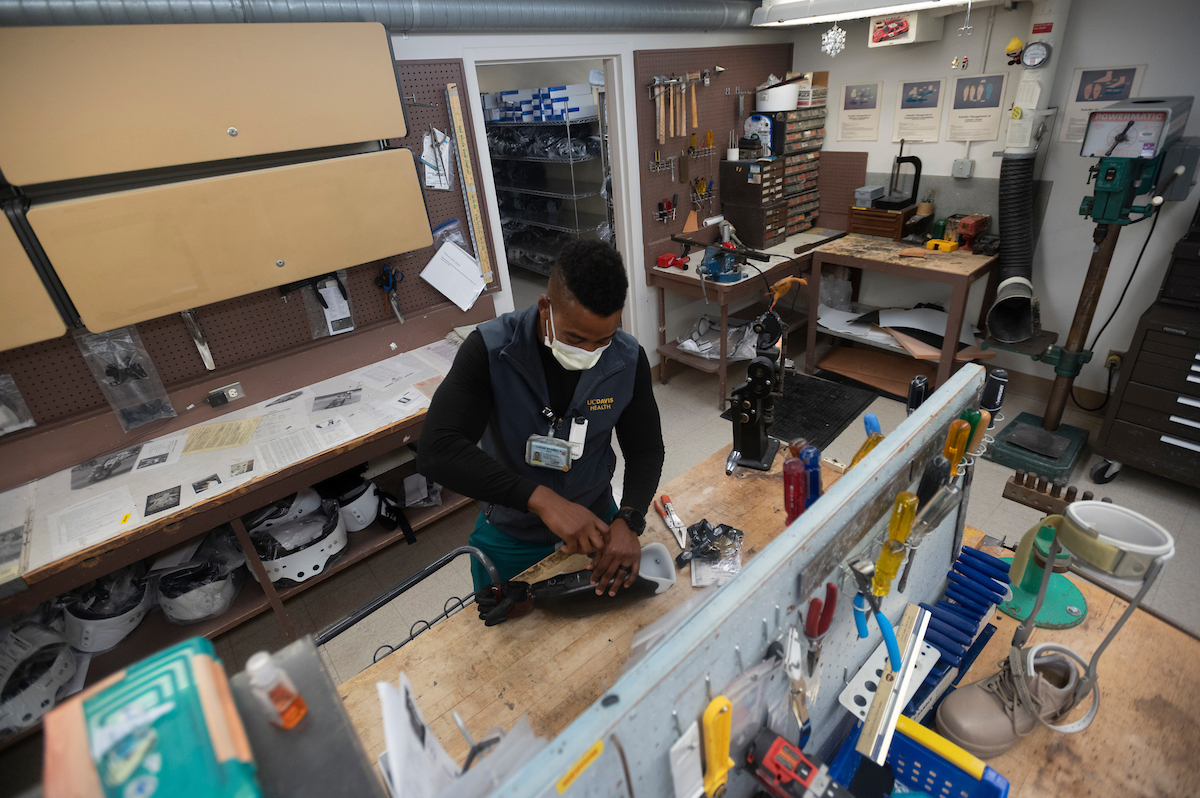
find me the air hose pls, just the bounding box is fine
[987,155,1038,343]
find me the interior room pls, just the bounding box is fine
[0,1,1197,796]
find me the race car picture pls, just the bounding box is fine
[872,18,909,43]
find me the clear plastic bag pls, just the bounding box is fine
[75,327,176,432]
[676,317,757,362]
[432,219,470,254]
[65,563,148,620]
[299,270,355,341]
[0,375,35,437]
[156,526,247,624]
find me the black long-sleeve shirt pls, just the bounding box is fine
[417,330,664,515]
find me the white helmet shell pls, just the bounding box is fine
[159,575,239,624]
[63,582,154,653]
[338,481,380,532]
[251,505,347,586]
[0,624,78,738]
[243,487,324,534]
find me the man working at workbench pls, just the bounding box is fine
[418,241,665,604]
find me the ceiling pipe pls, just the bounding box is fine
[0,0,760,29]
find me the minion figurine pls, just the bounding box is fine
[1005,36,1024,65]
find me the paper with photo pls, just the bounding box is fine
[191,474,223,496]
[255,428,321,472]
[392,388,430,417]
[70,446,142,490]
[229,459,255,479]
[318,281,355,336]
[134,436,185,471]
[356,357,417,392]
[892,78,946,142]
[948,73,1007,142]
[414,375,444,401]
[312,388,362,413]
[313,416,355,449]
[414,338,462,374]
[49,487,139,557]
[265,390,307,408]
[182,418,262,456]
[0,484,33,588]
[420,241,485,312]
[1060,65,1145,143]
[838,82,883,142]
[0,526,23,587]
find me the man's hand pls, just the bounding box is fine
[528,486,607,556]
[589,517,641,596]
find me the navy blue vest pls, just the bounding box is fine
[477,305,640,544]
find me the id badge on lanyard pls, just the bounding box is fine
[526,415,588,471]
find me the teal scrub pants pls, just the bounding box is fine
[469,500,618,592]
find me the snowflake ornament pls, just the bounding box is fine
[821,22,846,57]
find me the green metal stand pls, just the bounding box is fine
[999,526,1087,630]
[985,411,1090,483]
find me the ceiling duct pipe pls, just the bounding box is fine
[0,0,759,29]
[986,0,1072,344]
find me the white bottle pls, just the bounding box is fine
[246,651,308,730]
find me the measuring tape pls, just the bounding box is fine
[445,82,493,283]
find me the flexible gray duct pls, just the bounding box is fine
[986,154,1039,343]
[0,0,758,28]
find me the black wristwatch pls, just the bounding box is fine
[613,507,646,536]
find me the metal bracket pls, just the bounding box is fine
[1040,345,1093,377]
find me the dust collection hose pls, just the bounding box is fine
[987,155,1038,343]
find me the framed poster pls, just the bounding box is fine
[948,73,1008,142]
[1059,65,1145,143]
[893,78,946,142]
[838,82,883,141]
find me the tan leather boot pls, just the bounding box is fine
[935,649,1078,759]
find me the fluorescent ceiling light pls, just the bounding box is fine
[753,0,970,26]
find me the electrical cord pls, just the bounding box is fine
[1070,210,1162,412]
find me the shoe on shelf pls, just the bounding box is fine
[935,648,1079,759]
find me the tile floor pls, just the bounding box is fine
[215,268,1199,682]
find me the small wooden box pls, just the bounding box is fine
[847,204,916,241]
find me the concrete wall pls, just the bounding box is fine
[787,0,1200,392]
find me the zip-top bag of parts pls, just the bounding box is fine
[43,637,260,798]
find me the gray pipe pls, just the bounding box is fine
[0,0,758,28]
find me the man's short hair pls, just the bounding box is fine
[550,241,628,317]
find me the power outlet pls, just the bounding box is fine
[952,158,975,178]
[207,382,246,407]
[1105,350,1124,370]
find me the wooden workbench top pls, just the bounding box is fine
[815,233,998,277]
[338,443,838,764]
[959,533,1200,798]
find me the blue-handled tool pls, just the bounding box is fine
[375,265,406,324]
[919,602,976,636]
[799,445,822,508]
[864,413,882,436]
[959,546,1014,582]
[850,560,902,671]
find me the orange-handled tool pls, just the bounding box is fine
[943,419,972,473]
[872,492,918,596]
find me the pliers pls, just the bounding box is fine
[850,559,902,671]
[653,494,687,549]
[783,625,812,748]
[803,581,837,677]
[375,265,405,324]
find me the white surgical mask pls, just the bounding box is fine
[543,303,609,371]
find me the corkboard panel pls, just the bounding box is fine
[633,43,793,279]
[0,58,499,427]
[816,151,868,232]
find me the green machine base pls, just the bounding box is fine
[1000,532,1088,629]
[985,412,1089,483]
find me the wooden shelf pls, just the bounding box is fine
[81,490,473,688]
[657,341,721,374]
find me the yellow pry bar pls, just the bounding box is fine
[446,82,493,283]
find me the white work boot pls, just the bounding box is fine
[935,648,1079,759]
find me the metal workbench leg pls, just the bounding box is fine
[938,281,970,388]
[231,517,298,641]
[805,257,823,375]
[717,302,729,410]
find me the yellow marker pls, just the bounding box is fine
[119,513,132,524]
[706,129,714,148]
[701,696,734,797]
[873,492,918,596]
[849,432,885,468]
[943,419,972,473]
[556,740,604,794]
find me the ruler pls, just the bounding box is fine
[445,82,493,283]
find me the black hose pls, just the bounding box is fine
[997,156,1036,282]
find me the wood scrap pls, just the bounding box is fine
[898,248,928,258]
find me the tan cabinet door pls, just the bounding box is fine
[28,149,432,332]
[0,216,66,351]
[0,23,406,186]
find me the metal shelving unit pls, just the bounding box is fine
[484,91,612,276]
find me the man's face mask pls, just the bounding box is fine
[543,303,609,371]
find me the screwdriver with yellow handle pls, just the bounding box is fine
[850,432,885,468]
[943,419,972,474]
[872,492,918,596]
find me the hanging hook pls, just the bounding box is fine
[958,0,974,35]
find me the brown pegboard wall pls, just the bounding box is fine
[816,151,868,232]
[634,44,794,278]
[0,58,499,427]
